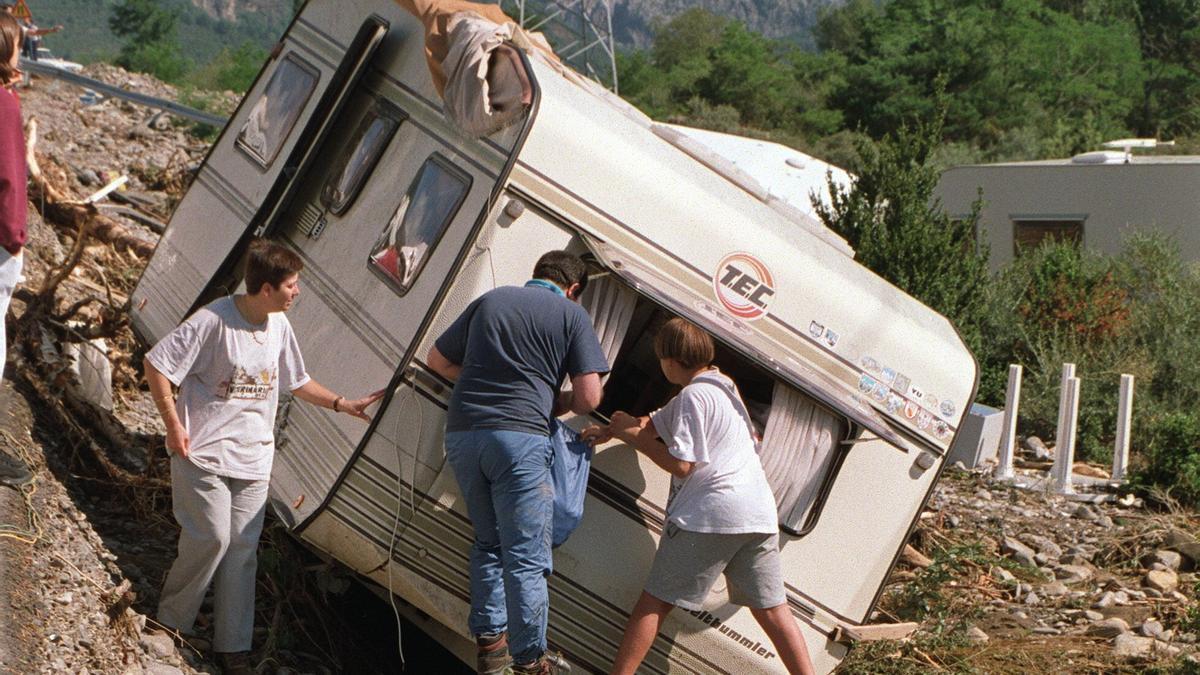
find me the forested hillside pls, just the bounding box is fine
[23,0,293,66]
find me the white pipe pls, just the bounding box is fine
[995,364,1022,480]
[1053,362,1076,465]
[1054,376,1081,494]
[1112,374,1135,482]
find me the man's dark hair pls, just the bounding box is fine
[532,250,588,295]
[244,239,303,294]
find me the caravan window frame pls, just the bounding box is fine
[367,153,473,296]
[321,99,406,215]
[235,53,321,169]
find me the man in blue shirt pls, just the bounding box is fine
[429,250,609,675]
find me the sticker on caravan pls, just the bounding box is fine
[715,253,775,320]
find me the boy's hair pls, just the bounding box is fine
[0,13,19,86]
[532,250,588,295]
[654,317,715,370]
[244,239,303,294]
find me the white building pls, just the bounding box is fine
[937,150,1200,271]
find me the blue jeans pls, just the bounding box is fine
[445,430,554,663]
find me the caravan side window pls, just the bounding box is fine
[236,53,320,168]
[321,101,404,215]
[368,155,472,294]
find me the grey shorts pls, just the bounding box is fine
[644,524,786,611]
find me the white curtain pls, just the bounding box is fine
[759,382,846,532]
[580,274,638,371]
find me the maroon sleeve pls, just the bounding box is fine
[0,89,27,255]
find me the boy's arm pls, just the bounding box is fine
[144,357,189,459]
[609,411,694,479]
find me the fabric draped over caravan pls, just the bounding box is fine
[580,275,637,370]
[759,382,846,533]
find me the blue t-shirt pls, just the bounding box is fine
[435,282,610,436]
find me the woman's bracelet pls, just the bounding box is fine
[333,395,344,413]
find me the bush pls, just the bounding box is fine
[1134,412,1200,504]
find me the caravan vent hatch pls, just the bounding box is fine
[1071,151,1125,164]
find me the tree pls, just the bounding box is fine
[108,0,188,82]
[813,97,990,353]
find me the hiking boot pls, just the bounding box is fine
[217,651,254,675]
[0,450,31,487]
[508,651,571,674]
[477,632,510,674]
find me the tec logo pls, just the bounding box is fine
[714,252,775,321]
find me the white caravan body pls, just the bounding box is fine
[130,2,978,672]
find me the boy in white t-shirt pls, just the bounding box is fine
[143,239,383,674]
[584,318,815,675]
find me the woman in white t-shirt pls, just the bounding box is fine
[584,318,815,675]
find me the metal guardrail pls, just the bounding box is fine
[20,59,231,128]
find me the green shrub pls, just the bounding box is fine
[1133,412,1200,504]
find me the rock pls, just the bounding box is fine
[966,626,989,643]
[143,664,184,675]
[1087,618,1129,638]
[1140,550,1183,571]
[77,168,100,186]
[1055,564,1094,583]
[54,592,73,605]
[1041,581,1069,597]
[1003,537,1038,568]
[1031,626,1060,635]
[993,567,1016,583]
[139,632,175,659]
[1164,529,1198,549]
[1060,553,1091,566]
[1072,463,1109,479]
[1022,534,1064,559]
[1096,515,1115,528]
[1024,592,1041,606]
[1093,590,1130,608]
[1024,436,1051,459]
[1083,610,1104,621]
[1140,620,1165,639]
[1145,569,1179,594]
[1174,542,1200,571]
[1072,504,1099,521]
[1112,633,1154,658]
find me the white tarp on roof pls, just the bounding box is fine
[666,124,853,219]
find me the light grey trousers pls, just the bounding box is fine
[0,249,23,386]
[157,454,269,653]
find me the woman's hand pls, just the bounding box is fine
[166,421,190,459]
[340,389,386,421]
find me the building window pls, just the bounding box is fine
[368,155,472,294]
[1012,219,1084,255]
[236,54,320,168]
[321,101,404,215]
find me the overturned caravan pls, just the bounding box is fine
[129,1,979,672]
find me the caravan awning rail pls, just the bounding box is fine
[585,238,934,456]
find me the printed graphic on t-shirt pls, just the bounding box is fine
[217,365,276,400]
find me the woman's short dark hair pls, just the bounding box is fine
[0,13,20,86]
[654,317,715,370]
[244,239,303,294]
[532,250,588,295]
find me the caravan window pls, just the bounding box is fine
[586,276,849,536]
[368,155,472,294]
[236,54,320,168]
[321,101,404,215]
